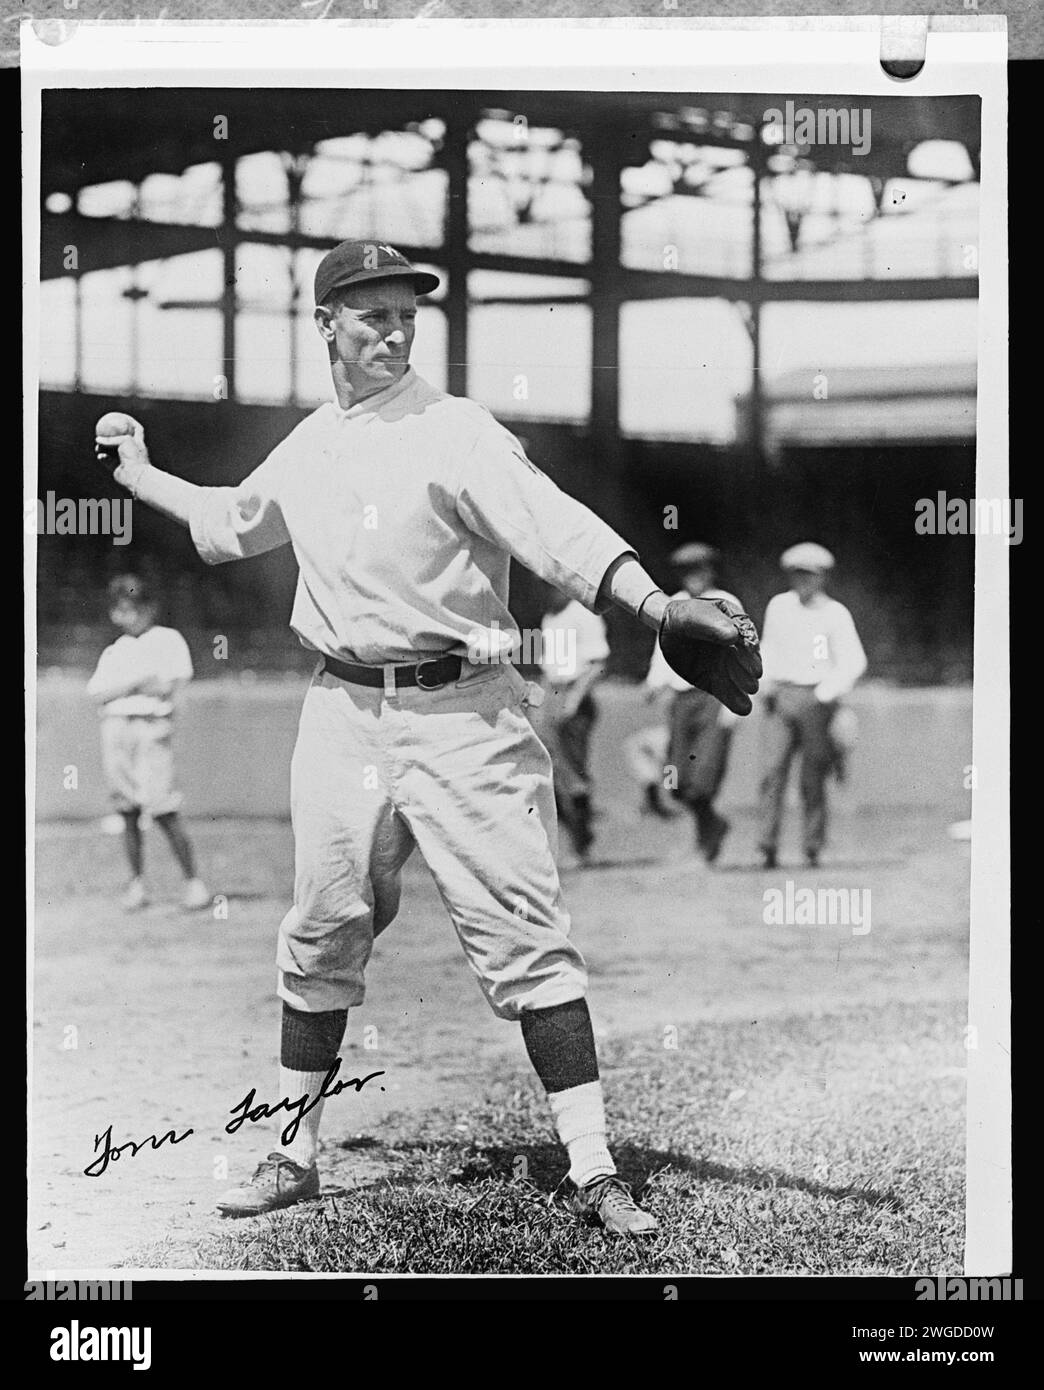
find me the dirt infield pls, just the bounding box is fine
[30,773,969,1272]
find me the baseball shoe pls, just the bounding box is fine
[216,1152,320,1217]
[805,849,820,868]
[181,877,211,911]
[570,1174,658,1237]
[121,878,149,911]
[760,847,778,870]
[701,812,730,865]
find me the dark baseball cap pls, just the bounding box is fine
[314,239,441,305]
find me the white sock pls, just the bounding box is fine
[547,1080,617,1187]
[275,1067,328,1167]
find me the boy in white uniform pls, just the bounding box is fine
[87,575,210,911]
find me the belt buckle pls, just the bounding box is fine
[414,658,448,691]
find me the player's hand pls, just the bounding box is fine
[658,597,762,715]
[94,411,150,485]
[660,597,757,650]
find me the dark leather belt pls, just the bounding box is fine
[323,652,463,691]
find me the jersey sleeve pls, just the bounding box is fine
[455,422,635,612]
[188,448,292,566]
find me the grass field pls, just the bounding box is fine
[187,1001,965,1276]
[30,745,971,1277]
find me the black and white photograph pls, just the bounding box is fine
[23,19,1010,1299]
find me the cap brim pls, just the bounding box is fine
[317,265,441,303]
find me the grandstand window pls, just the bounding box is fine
[235,242,294,310]
[47,252,225,399]
[619,298,751,442]
[236,310,292,404]
[468,115,590,264]
[293,308,329,404]
[468,272,591,423]
[236,152,292,234]
[301,133,447,246]
[136,251,224,398]
[79,267,135,392]
[761,166,977,282]
[761,300,977,389]
[76,180,136,220]
[38,276,77,389]
[138,163,222,227]
[759,301,978,447]
[621,145,751,278]
[906,140,976,183]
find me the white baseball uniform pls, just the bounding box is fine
[186,368,635,1018]
[87,625,194,816]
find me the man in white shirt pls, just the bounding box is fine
[92,239,759,1239]
[644,543,743,863]
[537,593,611,863]
[757,543,867,868]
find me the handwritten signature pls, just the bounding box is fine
[84,1060,386,1177]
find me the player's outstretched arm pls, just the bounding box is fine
[94,412,290,564]
[93,412,199,528]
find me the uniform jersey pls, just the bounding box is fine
[188,369,633,666]
[759,589,867,701]
[86,625,194,718]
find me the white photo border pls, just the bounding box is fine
[22,16,1009,1281]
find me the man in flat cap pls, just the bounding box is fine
[93,239,761,1240]
[757,543,867,868]
[639,543,743,862]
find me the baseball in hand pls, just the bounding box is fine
[95,411,147,473]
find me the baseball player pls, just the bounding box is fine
[536,591,610,864]
[92,240,761,1238]
[757,543,867,868]
[86,574,210,911]
[644,543,743,863]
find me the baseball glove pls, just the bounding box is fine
[658,596,763,715]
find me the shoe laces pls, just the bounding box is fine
[253,1152,305,1184]
[585,1174,639,1214]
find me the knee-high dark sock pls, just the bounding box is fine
[154,811,197,879]
[276,1004,349,1164]
[521,999,615,1187]
[121,811,143,879]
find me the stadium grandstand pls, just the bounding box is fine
[36,89,979,682]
